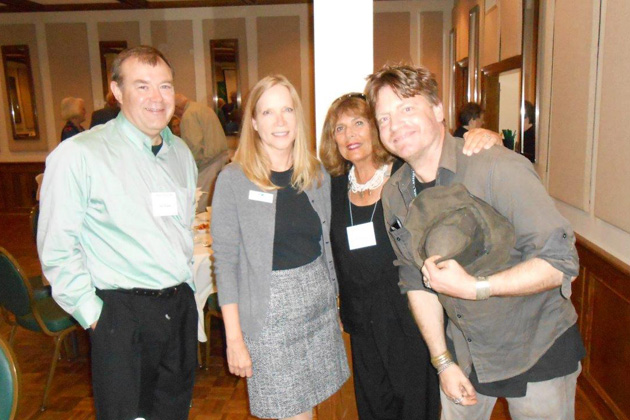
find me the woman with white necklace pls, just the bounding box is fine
[319,93,500,420]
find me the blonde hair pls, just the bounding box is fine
[319,93,393,177]
[234,75,321,192]
[60,97,84,120]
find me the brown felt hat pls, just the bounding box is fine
[406,183,516,276]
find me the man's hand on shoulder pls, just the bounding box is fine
[421,256,477,300]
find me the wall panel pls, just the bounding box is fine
[498,0,522,60]
[0,162,44,213]
[374,12,411,70]
[257,16,301,97]
[575,236,630,420]
[482,6,499,67]
[151,20,195,100]
[546,0,596,210]
[97,21,140,47]
[0,24,48,152]
[593,0,630,233]
[45,23,94,140]
[420,12,443,101]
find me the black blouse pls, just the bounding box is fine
[271,168,322,270]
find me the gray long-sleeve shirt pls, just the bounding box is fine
[381,134,580,383]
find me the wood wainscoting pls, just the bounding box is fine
[574,234,630,420]
[0,162,44,214]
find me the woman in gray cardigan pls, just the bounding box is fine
[211,75,349,420]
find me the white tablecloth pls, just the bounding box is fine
[192,243,216,342]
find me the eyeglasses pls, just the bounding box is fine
[332,92,366,105]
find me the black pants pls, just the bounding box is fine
[350,320,440,420]
[90,284,198,420]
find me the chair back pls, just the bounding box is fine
[0,336,19,420]
[29,204,39,244]
[0,247,33,318]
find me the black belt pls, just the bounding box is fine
[114,284,184,298]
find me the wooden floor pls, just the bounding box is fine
[0,213,602,420]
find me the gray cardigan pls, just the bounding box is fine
[211,162,337,339]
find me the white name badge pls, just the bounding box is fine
[248,190,274,203]
[347,222,377,250]
[151,192,178,217]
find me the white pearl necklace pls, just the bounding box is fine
[348,164,389,197]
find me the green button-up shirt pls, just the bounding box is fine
[38,113,198,329]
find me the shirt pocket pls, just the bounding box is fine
[390,225,414,262]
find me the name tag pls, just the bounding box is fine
[347,222,377,250]
[248,190,274,203]
[151,192,178,217]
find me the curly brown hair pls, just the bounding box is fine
[319,93,392,177]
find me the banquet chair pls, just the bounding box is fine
[0,246,78,411]
[26,204,51,302]
[200,293,223,369]
[0,336,20,420]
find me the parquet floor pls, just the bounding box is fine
[0,213,602,420]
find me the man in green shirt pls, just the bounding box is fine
[38,46,199,420]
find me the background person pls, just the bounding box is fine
[319,93,500,420]
[367,64,584,420]
[211,75,349,420]
[174,93,228,211]
[453,102,484,138]
[60,96,86,141]
[89,91,120,128]
[38,46,199,420]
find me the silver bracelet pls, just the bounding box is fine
[437,360,456,375]
[475,276,491,300]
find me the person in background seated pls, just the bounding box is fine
[319,93,500,420]
[522,100,536,162]
[174,93,228,211]
[222,91,241,135]
[169,115,182,137]
[216,97,228,132]
[453,102,484,138]
[89,91,120,128]
[212,75,349,420]
[60,96,86,141]
[39,46,198,420]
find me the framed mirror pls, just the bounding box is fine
[468,6,480,103]
[1,45,39,140]
[99,41,127,99]
[520,0,539,162]
[481,55,522,150]
[210,39,241,135]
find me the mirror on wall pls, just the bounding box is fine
[210,39,241,135]
[520,0,539,162]
[468,5,480,103]
[99,41,127,99]
[1,45,39,140]
[481,56,523,150]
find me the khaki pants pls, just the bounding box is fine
[440,363,581,420]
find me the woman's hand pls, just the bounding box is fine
[462,128,502,156]
[226,337,253,378]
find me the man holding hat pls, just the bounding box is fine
[365,64,584,419]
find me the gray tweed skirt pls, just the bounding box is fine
[243,256,350,419]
